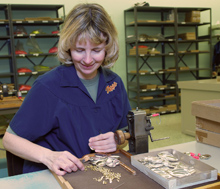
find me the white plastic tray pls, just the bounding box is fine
[131,149,217,189]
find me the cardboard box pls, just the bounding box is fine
[157,84,167,89]
[129,48,148,55]
[185,11,200,22]
[185,15,200,23]
[140,84,157,89]
[158,93,175,98]
[192,99,220,124]
[192,99,220,147]
[139,96,153,100]
[196,128,220,148]
[130,70,148,74]
[187,11,200,17]
[178,32,196,40]
[196,117,220,133]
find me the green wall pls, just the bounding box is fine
[3,0,220,87]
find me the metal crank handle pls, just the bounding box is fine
[152,136,170,141]
[149,133,170,142]
[119,161,136,176]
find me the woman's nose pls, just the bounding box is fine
[83,52,93,64]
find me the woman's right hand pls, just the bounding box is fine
[43,150,85,176]
[3,132,84,176]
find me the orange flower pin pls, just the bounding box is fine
[105,82,117,94]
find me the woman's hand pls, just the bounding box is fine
[88,132,117,153]
[3,132,84,176]
[43,150,85,176]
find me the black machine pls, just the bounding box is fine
[115,109,169,154]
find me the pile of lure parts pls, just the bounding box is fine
[138,151,196,179]
[89,154,120,168]
[85,155,122,184]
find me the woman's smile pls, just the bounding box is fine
[70,35,106,80]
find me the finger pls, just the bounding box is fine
[89,136,116,147]
[89,132,112,142]
[56,151,84,172]
[65,153,85,171]
[61,163,77,173]
[95,145,117,153]
[94,141,116,151]
[52,166,67,176]
[89,140,114,151]
[69,159,85,171]
[53,153,74,171]
[55,170,67,176]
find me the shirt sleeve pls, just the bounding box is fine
[6,125,18,135]
[9,80,58,142]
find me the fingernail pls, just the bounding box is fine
[90,146,95,150]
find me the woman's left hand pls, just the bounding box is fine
[88,132,117,153]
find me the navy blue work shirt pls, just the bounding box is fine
[10,65,131,173]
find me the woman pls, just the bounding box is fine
[3,3,131,176]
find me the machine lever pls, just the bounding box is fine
[114,109,170,154]
[149,132,170,142]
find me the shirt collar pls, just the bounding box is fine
[60,65,116,87]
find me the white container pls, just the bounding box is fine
[131,149,217,189]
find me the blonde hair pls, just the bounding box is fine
[57,3,119,68]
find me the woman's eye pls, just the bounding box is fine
[93,49,101,53]
[76,49,83,52]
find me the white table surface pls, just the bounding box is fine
[0,169,61,189]
[0,141,219,188]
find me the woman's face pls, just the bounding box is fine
[70,36,106,80]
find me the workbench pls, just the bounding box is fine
[0,107,20,116]
[178,79,220,136]
[0,96,23,115]
[0,96,23,135]
[0,141,219,188]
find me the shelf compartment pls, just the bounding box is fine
[126,37,175,43]
[128,86,176,92]
[14,34,60,38]
[17,70,50,76]
[129,96,177,103]
[12,20,64,25]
